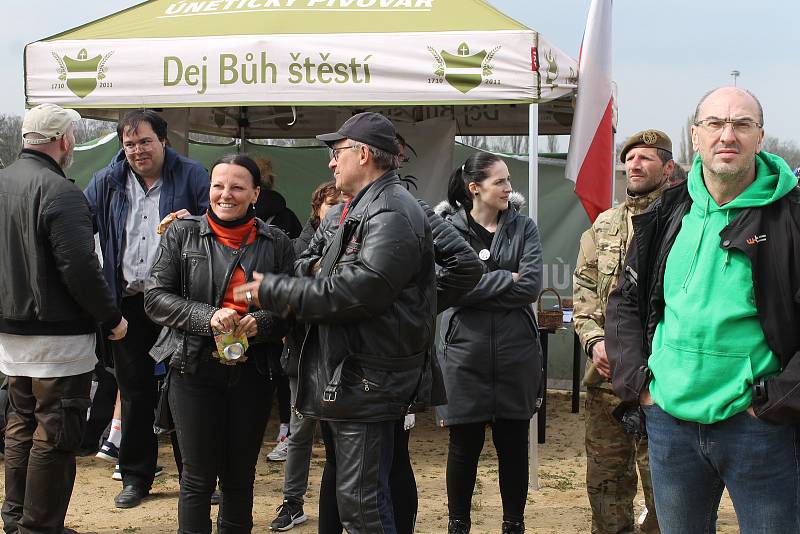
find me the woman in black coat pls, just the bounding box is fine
[435,152,544,534]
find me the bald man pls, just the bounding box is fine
[607,87,800,533]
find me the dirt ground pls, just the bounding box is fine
[2,391,741,533]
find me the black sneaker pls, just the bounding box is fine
[448,518,471,534]
[269,499,307,531]
[501,520,525,533]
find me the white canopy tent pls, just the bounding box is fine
[25,0,580,485]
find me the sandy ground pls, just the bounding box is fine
[1,391,741,533]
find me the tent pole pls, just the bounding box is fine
[528,102,540,492]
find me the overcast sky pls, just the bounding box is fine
[4,0,799,149]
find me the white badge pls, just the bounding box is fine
[479,249,490,261]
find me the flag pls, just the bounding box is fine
[565,0,613,223]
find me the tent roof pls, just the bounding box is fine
[44,0,530,40]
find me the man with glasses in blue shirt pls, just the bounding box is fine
[85,110,209,509]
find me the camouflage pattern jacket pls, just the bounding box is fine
[573,186,666,387]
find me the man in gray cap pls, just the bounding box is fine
[236,112,435,533]
[0,103,127,534]
[573,129,674,534]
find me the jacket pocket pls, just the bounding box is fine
[56,397,91,452]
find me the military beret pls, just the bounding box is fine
[619,129,672,162]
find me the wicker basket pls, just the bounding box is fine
[537,288,564,329]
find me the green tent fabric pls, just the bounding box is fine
[69,136,587,295]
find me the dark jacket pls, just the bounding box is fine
[0,150,121,335]
[84,147,210,303]
[144,215,294,375]
[606,182,800,425]
[434,193,544,426]
[255,189,303,239]
[259,171,436,422]
[293,218,318,257]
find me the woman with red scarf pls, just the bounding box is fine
[145,154,295,534]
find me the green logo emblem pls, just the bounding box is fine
[52,49,114,98]
[428,42,501,93]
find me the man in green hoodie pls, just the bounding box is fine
[607,87,800,534]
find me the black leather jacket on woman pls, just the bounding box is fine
[144,215,295,375]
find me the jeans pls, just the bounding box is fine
[643,403,800,534]
[170,357,271,534]
[446,419,530,524]
[282,376,317,503]
[2,372,92,534]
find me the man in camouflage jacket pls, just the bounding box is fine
[573,130,675,534]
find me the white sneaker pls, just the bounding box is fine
[266,437,289,462]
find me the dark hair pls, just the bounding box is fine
[254,157,276,190]
[668,162,687,186]
[693,87,764,125]
[117,109,168,142]
[209,154,261,188]
[447,152,503,210]
[309,180,339,226]
[655,148,673,165]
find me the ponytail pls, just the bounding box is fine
[447,152,503,211]
[447,165,472,210]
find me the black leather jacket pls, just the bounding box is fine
[144,215,294,375]
[607,182,800,425]
[0,150,120,335]
[259,171,437,422]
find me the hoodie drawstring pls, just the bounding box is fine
[681,197,710,292]
[722,210,732,271]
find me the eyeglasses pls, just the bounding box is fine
[694,118,762,135]
[329,145,358,161]
[123,138,157,154]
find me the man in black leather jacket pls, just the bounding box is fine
[237,113,435,534]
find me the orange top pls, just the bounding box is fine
[207,215,256,314]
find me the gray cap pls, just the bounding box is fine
[22,103,81,145]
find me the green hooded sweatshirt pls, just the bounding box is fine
[649,151,798,424]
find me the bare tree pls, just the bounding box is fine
[762,136,800,169]
[678,115,695,164]
[73,119,117,144]
[546,135,560,153]
[0,114,23,169]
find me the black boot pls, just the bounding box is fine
[502,520,525,533]
[448,518,471,534]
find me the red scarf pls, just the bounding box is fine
[207,216,255,314]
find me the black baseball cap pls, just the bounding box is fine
[317,112,400,155]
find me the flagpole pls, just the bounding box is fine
[528,102,540,492]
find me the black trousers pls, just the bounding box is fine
[113,293,182,490]
[446,419,530,523]
[79,363,117,454]
[170,357,271,534]
[318,420,403,534]
[2,372,92,534]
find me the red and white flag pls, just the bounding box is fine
[565,0,613,223]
